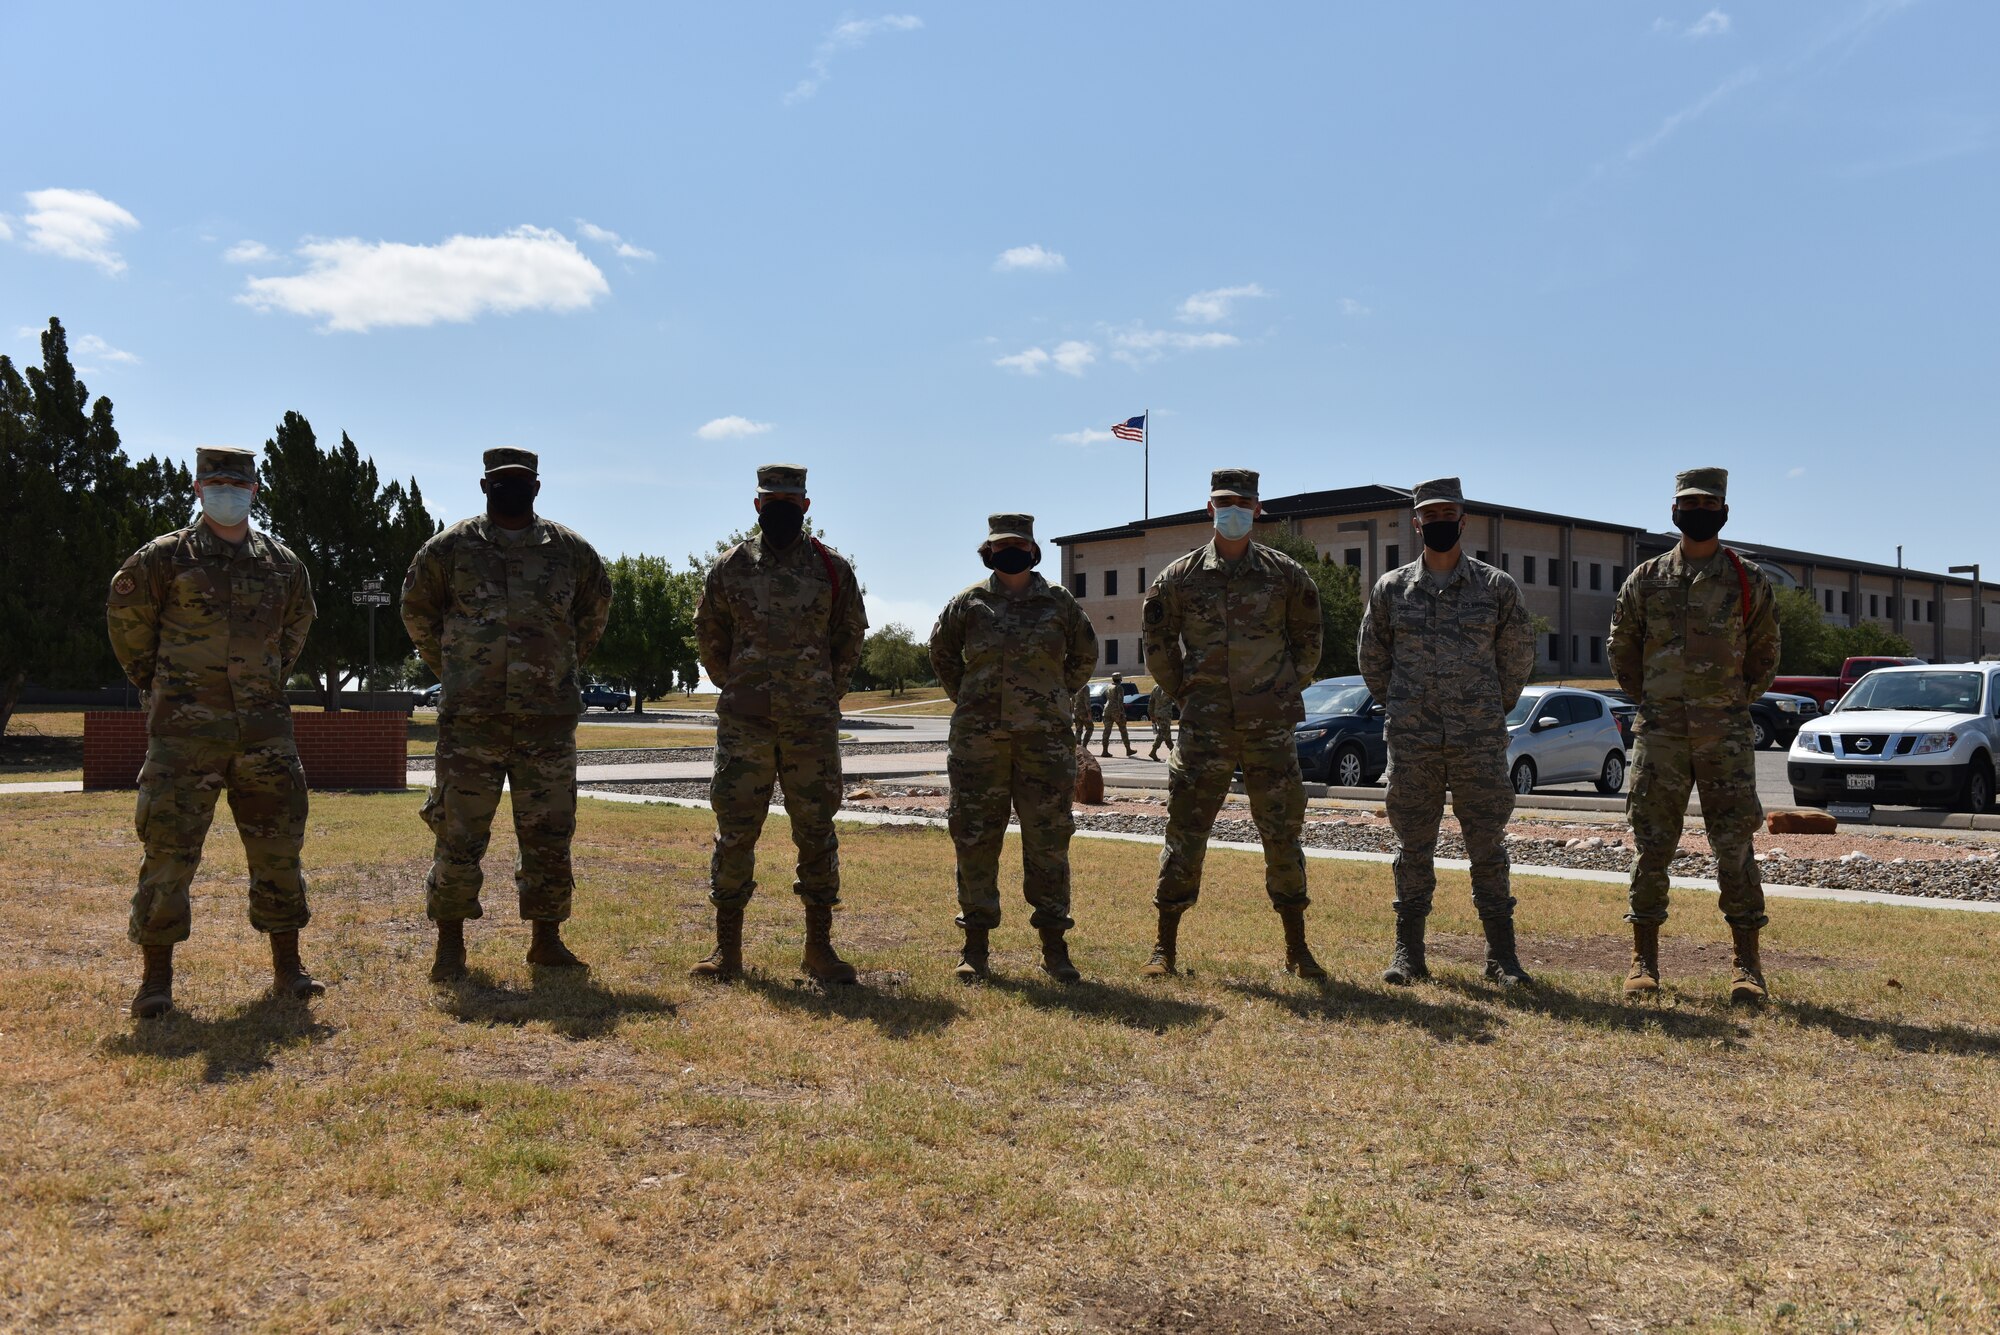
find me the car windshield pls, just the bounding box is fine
[1505,695,1541,727]
[1838,671,1983,715]
[1300,682,1371,716]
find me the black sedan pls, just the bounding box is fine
[1293,676,1387,787]
[581,684,631,712]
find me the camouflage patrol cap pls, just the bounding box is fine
[1674,467,1728,500]
[1210,468,1259,500]
[195,446,258,483]
[757,464,808,496]
[985,513,1035,544]
[1411,477,1464,509]
[483,447,538,475]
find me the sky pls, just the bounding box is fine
[4,0,1996,633]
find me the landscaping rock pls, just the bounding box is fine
[1770,810,1839,835]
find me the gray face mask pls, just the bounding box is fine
[199,483,252,526]
[1213,505,1255,541]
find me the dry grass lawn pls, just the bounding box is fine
[3,792,1999,1332]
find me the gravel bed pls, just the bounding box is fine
[413,739,947,775]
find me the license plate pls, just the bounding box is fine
[1846,774,1875,791]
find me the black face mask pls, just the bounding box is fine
[758,499,805,547]
[1673,505,1728,542]
[984,547,1035,575]
[1421,519,1462,553]
[485,476,536,518]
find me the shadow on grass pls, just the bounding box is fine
[985,972,1221,1033]
[440,968,677,1039]
[1222,975,1501,1044]
[1774,999,2000,1056]
[743,972,962,1039]
[1430,975,1737,1042]
[107,993,335,1084]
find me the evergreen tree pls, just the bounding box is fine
[593,555,700,714]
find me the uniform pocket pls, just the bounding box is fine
[134,760,173,840]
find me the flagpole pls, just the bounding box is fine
[1143,408,1150,519]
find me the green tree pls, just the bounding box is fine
[1774,588,1833,674]
[254,411,439,707]
[861,624,930,696]
[0,319,191,734]
[1827,620,1914,663]
[593,555,701,714]
[1258,526,1366,678]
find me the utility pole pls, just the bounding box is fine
[1950,564,1983,661]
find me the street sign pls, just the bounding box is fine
[351,591,392,606]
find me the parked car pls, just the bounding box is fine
[1594,687,1637,747]
[1751,691,1819,750]
[581,684,631,712]
[418,683,443,707]
[1088,680,1149,721]
[1505,686,1627,795]
[1788,663,1998,814]
[1292,676,1387,786]
[1771,656,1926,710]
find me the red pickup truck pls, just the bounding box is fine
[1770,656,1926,709]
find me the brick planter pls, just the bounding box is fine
[83,712,409,790]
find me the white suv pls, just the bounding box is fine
[1788,663,1999,814]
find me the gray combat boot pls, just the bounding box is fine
[1480,916,1532,989]
[1382,915,1429,985]
[131,944,174,1019]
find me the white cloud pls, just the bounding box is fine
[224,240,276,264]
[237,226,609,332]
[0,216,11,242]
[1176,283,1267,323]
[786,14,923,104]
[696,415,774,440]
[1339,296,1372,316]
[1111,326,1241,366]
[994,346,1052,375]
[1618,65,1759,165]
[575,219,656,262]
[1686,9,1732,37]
[1055,429,1114,446]
[71,333,140,369]
[995,340,1096,377]
[1050,340,1096,376]
[1787,466,1807,479]
[17,188,140,274]
[994,244,1066,272]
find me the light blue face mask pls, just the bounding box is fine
[1213,505,1255,541]
[200,483,253,527]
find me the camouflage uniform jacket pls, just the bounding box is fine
[106,523,316,744]
[1609,544,1780,738]
[696,532,866,720]
[1141,540,1324,728]
[928,573,1096,733]
[401,515,612,718]
[1358,554,1535,749]
[1149,682,1171,722]
[1073,685,1091,726]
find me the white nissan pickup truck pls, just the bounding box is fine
[1788,662,2000,815]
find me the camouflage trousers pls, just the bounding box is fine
[1075,716,1094,747]
[1155,721,1309,913]
[1149,712,1173,758]
[1384,739,1515,920]
[709,711,843,910]
[422,713,579,923]
[947,725,1076,931]
[1627,730,1768,930]
[129,732,310,946]
[1099,714,1131,754]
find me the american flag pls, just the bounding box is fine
[1111,413,1146,442]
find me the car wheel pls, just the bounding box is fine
[1751,715,1774,750]
[1595,752,1627,795]
[1958,757,1994,816]
[1510,758,1537,795]
[1333,745,1366,788]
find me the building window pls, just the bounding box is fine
[1104,638,1118,665]
[1928,600,1937,622]
[1385,544,1401,568]
[1612,564,1626,589]
[1137,637,1145,662]
[1824,588,1834,612]
[1072,572,1086,597]
[1572,561,1580,589]
[1104,569,1119,597]
[1547,633,1560,661]
[1344,548,1362,568]
[1501,553,1511,573]
[1842,591,1852,615]
[1572,634,1581,662]
[1589,636,1603,664]
[1590,563,1603,591]
[1523,556,1537,585]
[1475,549,1489,563]
[1870,594,1879,618]
[1137,567,1146,589]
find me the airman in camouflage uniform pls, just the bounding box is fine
[106,445,323,1018]
[1147,681,1174,760]
[929,514,1097,982]
[1359,477,1537,988]
[1141,468,1327,979]
[1073,684,1094,747]
[1099,671,1136,757]
[692,464,869,983]
[401,448,612,982]
[1609,467,1780,1003]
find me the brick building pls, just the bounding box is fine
[1053,484,2000,677]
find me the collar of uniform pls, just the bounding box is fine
[1664,543,1729,576]
[983,572,1049,598]
[472,515,554,546]
[748,530,814,566]
[189,521,267,561]
[1197,538,1266,573]
[1419,552,1470,592]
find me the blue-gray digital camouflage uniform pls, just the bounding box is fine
[695,465,868,911]
[1608,467,1780,931]
[400,448,613,925]
[928,514,1097,932]
[1141,469,1324,916]
[106,447,317,946]
[1358,478,1536,923]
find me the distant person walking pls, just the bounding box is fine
[1073,684,1094,748]
[1147,681,1174,760]
[1099,671,1136,757]
[928,514,1097,982]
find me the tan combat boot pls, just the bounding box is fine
[689,906,744,981]
[430,919,469,984]
[954,924,990,983]
[1624,923,1661,996]
[1729,925,1768,1005]
[131,944,174,1019]
[1278,906,1328,980]
[801,904,858,984]
[1038,926,1080,984]
[270,931,327,1000]
[526,921,588,971]
[1141,909,1181,977]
